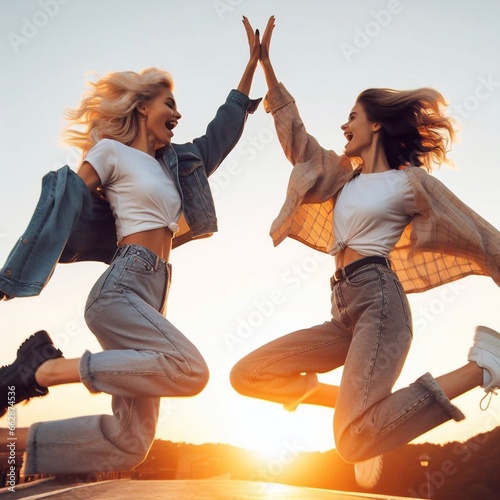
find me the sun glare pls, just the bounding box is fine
[246,434,303,469]
[251,443,285,462]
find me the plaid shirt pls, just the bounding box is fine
[265,83,500,294]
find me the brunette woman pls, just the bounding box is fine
[230,16,500,488]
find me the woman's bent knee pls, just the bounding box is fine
[229,360,253,396]
[190,367,209,396]
[336,441,361,463]
[183,357,209,396]
[118,448,150,471]
[105,427,156,471]
[335,428,372,463]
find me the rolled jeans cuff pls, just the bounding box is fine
[79,350,100,394]
[415,372,465,422]
[283,373,319,412]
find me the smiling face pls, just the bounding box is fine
[341,101,380,159]
[141,87,181,147]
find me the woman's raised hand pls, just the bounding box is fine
[259,16,278,90]
[236,16,260,95]
[260,15,275,66]
[242,16,260,67]
[237,15,278,94]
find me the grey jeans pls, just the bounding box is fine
[231,262,465,462]
[25,244,209,475]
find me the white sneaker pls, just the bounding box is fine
[354,455,383,489]
[468,325,500,393]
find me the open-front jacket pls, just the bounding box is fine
[265,83,500,293]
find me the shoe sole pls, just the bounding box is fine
[354,455,383,489]
[474,325,500,355]
[470,325,500,393]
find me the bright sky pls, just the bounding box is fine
[1,0,500,460]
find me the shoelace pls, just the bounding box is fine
[480,389,498,411]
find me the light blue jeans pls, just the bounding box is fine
[25,244,209,475]
[231,263,465,462]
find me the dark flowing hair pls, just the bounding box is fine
[356,87,456,171]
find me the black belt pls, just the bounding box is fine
[330,256,391,288]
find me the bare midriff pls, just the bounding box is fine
[119,227,173,263]
[335,246,367,270]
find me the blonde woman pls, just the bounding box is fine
[0,18,260,476]
[230,17,500,489]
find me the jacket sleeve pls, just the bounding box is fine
[264,83,353,205]
[192,90,261,177]
[0,167,91,300]
[265,83,356,250]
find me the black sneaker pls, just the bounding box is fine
[0,330,63,417]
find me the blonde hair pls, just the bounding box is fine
[63,67,174,154]
[356,87,456,171]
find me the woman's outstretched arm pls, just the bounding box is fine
[236,16,261,96]
[260,15,278,91]
[258,16,352,205]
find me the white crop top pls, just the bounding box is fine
[331,169,413,257]
[83,139,182,243]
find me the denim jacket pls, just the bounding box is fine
[0,90,260,300]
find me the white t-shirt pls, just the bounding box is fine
[83,139,182,243]
[331,169,413,257]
